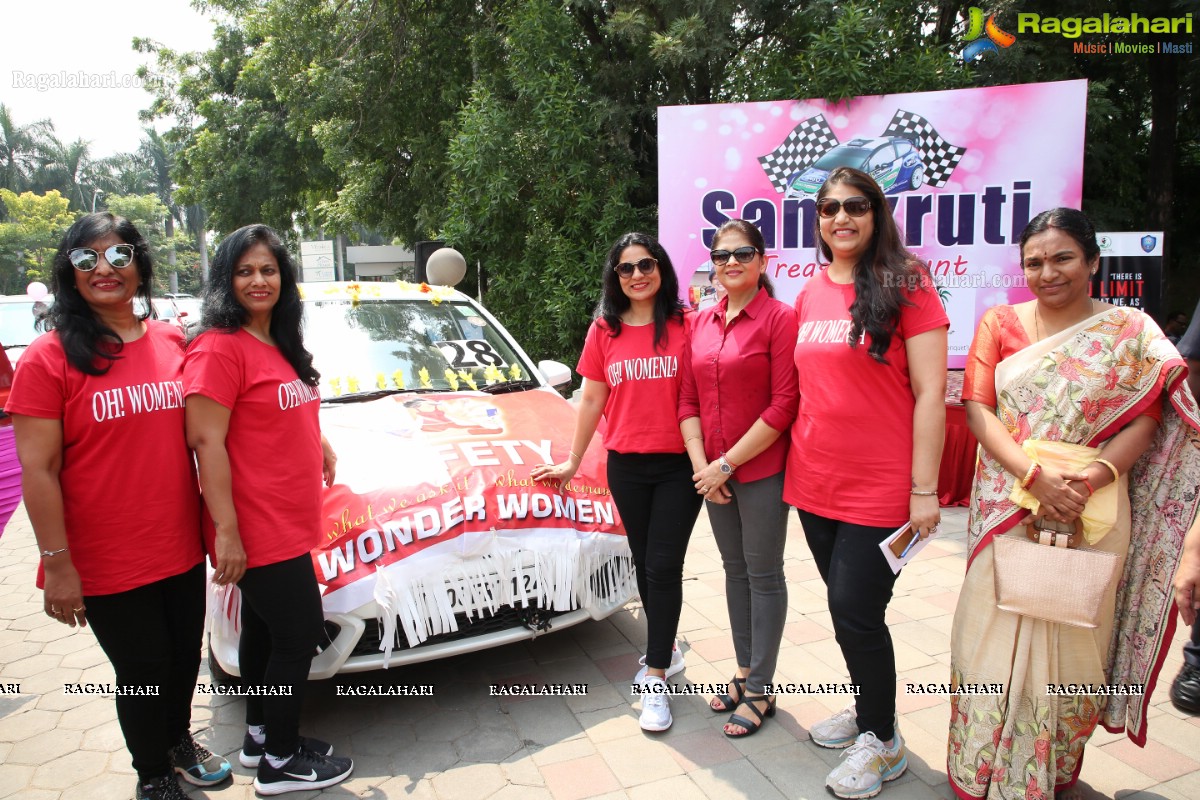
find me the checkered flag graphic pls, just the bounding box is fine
[758,115,839,194]
[883,110,966,188]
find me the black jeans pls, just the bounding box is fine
[85,563,205,782]
[607,451,704,671]
[237,553,325,758]
[798,509,900,742]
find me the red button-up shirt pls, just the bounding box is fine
[678,287,799,482]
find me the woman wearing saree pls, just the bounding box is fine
[948,207,1200,800]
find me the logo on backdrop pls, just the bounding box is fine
[1140,235,1157,254]
[757,110,967,197]
[961,8,1017,61]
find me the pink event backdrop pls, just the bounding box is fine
[657,80,1087,366]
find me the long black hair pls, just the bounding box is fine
[711,219,776,298]
[1019,207,1100,263]
[596,232,686,351]
[814,167,928,363]
[44,213,154,375]
[200,224,319,387]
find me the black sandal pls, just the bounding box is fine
[709,676,746,714]
[723,694,776,738]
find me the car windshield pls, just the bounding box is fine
[812,147,872,170]
[0,300,48,347]
[304,298,537,400]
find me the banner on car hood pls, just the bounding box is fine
[211,389,632,664]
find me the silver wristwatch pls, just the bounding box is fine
[718,455,736,475]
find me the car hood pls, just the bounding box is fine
[297,388,629,658]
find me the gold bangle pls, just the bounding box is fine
[685,436,702,444]
[569,450,583,462]
[1093,458,1119,482]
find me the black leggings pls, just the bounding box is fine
[607,451,704,671]
[237,553,325,758]
[85,563,206,782]
[797,509,900,742]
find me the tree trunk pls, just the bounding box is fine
[166,213,179,293]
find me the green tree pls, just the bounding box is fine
[137,18,337,234]
[104,194,203,295]
[0,189,76,293]
[0,105,53,199]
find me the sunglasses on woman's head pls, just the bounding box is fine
[709,246,759,266]
[614,257,658,277]
[815,196,872,219]
[67,244,136,271]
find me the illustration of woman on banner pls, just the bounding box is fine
[948,208,1200,800]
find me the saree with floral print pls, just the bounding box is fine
[947,306,1200,800]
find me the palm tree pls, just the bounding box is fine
[0,104,53,197]
[31,135,100,211]
[139,129,183,291]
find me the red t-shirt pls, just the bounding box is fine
[7,323,203,595]
[784,270,949,526]
[678,288,799,483]
[184,329,323,569]
[576,315,690,453]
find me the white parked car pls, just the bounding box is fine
[0,294,52,364]
[207,281,634,681]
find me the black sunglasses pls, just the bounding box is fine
[615,257,658,278]
[709,246,760,266]
[68,244,136,271]
[815,196,872,219]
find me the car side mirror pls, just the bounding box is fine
[537,360,572,388]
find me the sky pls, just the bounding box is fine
[1,0,217,159]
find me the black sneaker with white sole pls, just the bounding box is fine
[240,732,334,768]
[253,745,353,795]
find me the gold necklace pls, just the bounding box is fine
[1034,298,1095,342]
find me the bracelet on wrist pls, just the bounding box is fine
[1093,458,1119,483]
[1081,477,1095,496]
[1020,463,1042,490]
[910,489,937,496]
[569,450,583,463]
[40,547,69,559]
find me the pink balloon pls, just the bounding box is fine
[26,282,48,301]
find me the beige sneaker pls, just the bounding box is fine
[810,704,859,748]
[825,731,907,799]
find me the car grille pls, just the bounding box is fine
[346,565,627,658]
[348,602,572,658]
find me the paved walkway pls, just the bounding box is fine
[2,502,1199,800]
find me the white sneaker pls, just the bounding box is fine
[633,640,685,683]
[810,703,860,749]
[825,731,908,799]
[638,676,673,731]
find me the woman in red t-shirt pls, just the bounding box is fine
[785,168,947,799]
[8,213,230,800]
[531,232,703,732]
[184,225,352,795]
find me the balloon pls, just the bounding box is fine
[26,282,48,301]
[426,248,467,286]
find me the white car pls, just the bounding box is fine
[0,294,52,364]
[207,281,634,681]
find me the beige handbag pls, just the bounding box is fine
[992,529,1122,629]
